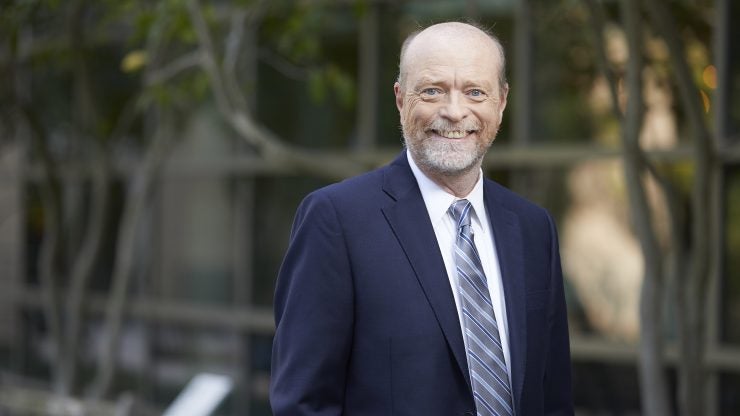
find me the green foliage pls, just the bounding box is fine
[1,0,361,155]
[307,70,326,102]
[123,0,197,48]
[131,9,158,45]
[308,64,355,109]
[262,0,356,108]
[168,2,199,45]
[1,0,62,54]
[273,11,323,64]
[143,69,209,109]
[263,0,337,66]
[352,0,370,20]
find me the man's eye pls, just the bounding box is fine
[468,89,485,97]
[421,88,440,95]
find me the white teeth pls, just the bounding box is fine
[438,130,466,139]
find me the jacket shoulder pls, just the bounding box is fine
[298,163,391,213]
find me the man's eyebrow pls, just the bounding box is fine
[412,77,444,88]
[462,80,494,89]
[411,77,494,91]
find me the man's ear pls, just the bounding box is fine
[394,82,404,113]
[499,82,510,118]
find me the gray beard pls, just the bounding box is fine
[404,134,489,176]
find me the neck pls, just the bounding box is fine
[420,165,481,198]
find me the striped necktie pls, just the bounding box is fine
[449,199,514,416]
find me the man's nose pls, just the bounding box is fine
[439,91,469,122]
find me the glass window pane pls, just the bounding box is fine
[720,372,740,415]
[722,165,740,344]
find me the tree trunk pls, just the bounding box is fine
[55,0,113,394]
[643,1,717,414]
[21,105,65,387]
[619,1,672,415]
[186,0,369,181]
[56,151,110,395]
[86,115,173,399]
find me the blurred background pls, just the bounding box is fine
[0,0,738,415]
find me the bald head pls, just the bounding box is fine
[398,22,507,93]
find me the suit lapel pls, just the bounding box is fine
[484,181,526,414]
[380,153,471,390]
[378,153,529,404]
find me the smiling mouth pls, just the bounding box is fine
[431,130,474,139]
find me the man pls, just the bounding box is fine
[270,22,573,416]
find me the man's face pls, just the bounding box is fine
[394,32,507,176]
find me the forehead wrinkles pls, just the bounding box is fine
[410,68,494,92]
[401,30,501,87]
[405,49,498,90]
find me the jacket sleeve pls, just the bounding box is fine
[270,191,354,415]
[544,212,575,416]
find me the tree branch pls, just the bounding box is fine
[258,47,311,80]
[52,0,117,394]
[85,6,191,396]
[618,1,671,415]
[144,51,202,86]
[19,103,64,385]
[56,148,111,395]
[584,0,624,122]
[186,0,236,124]
[186,0,367,180]
[644,1,717,414]
[87,112,174,399]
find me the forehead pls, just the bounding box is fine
[405,44,500,87]
[402,29,501,85]
[409,65,496,89]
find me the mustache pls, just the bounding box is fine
[426,118,480,132]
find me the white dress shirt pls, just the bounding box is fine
[406,151,512,383]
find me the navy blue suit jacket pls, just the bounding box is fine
[270,152,573,415]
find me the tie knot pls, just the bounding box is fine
[448,199,472,230]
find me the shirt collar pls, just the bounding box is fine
[406,150,488,233]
